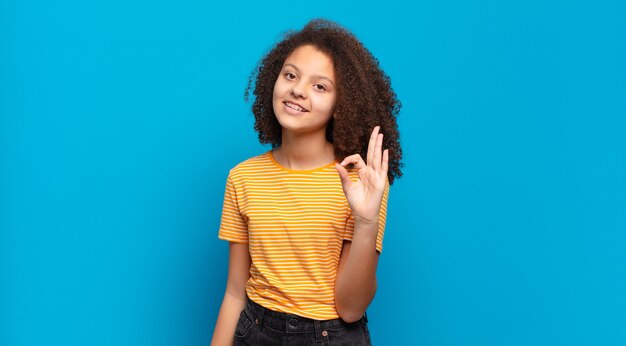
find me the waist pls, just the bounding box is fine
[245,296,367,333]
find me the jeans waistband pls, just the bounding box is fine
[244,297,367,334]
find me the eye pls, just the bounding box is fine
[314,84,327,91]
[284,72,296,80]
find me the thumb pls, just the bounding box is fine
[335,163,352,193]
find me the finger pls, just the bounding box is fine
[382,149,389,175]
[335,163,353,193]
[340,154,367,170]
[372,133,383,171]
[366,126,380,166]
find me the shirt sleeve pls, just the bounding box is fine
[217,171,248,244]
[343,179,390,254]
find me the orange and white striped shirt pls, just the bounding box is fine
[218,150,389,320]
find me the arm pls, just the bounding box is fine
[334,125,389,323]
[334,218,380,322]
[210,242,251,346]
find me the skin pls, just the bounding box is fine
[334,125,388,323]
[271,44,337,169]
[211,242,251,346]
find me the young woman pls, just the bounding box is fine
[211,19,403,346]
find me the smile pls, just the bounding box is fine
[284,101,308,112]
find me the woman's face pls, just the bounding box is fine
[272,44,337,137]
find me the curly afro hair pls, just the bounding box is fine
[244,18,403,184]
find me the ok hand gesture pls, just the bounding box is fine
[335,126,388,225]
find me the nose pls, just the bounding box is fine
[291,80,307,99]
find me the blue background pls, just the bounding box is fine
[1,0,625,345]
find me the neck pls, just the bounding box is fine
[273,128,335,170]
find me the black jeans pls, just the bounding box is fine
[234,296,373,346]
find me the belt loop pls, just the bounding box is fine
[257,303,266,329]
[314,319,321,343]
[248,298,266,330]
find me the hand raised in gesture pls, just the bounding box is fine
[335,125,389,225]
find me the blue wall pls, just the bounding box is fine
[1,1,625,345]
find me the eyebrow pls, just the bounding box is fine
[283,63,335,86]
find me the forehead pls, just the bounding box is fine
[283,45,335,79]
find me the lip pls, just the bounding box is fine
[283,101,309,115]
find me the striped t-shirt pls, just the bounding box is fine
[218,150,389,320]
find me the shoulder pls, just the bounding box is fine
[228,151,272,181]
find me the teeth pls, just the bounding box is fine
[286,102,305,112]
